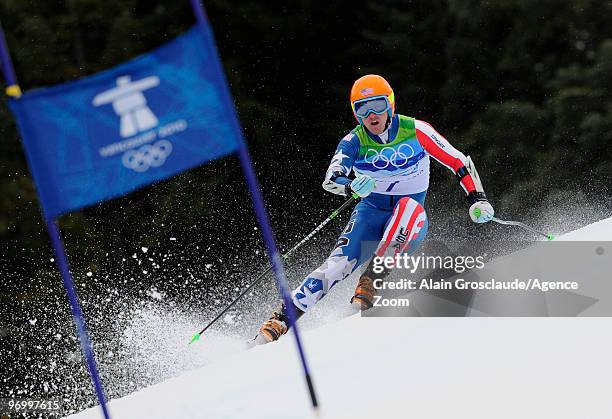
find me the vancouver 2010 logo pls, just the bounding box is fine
[92,74,188,173]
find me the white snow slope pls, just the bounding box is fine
[68,218,612,419]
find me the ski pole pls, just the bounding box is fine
[189,193,360,344]
[491,216,555,240]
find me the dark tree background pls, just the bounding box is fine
[0,0,611,412]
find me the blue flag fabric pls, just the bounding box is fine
[9,25,242,218]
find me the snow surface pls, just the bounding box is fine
[556,216,612,241]
[67,218,612,419]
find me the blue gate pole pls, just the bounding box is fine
[46,219,111,419]
[188,0,319,410]
[0,21,19,96]
[235,146,320,409]
[0,21,111,419]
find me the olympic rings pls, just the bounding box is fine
[122,140,173,172]
[363,144,415,169]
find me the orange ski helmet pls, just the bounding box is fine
[350,74,395,123]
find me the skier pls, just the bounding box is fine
[254,74,494,344]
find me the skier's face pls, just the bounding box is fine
[363,111,388,135]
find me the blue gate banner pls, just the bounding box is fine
[9,25,242,218]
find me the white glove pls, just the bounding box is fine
[469,200,494,223]
[349,174,376,198]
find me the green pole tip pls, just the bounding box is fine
[351,193,359,200]
[546,234,555,241]
[189,333,201,345]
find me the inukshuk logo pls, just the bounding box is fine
[92,75,187,173]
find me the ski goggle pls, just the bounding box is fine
[353,96,391,118]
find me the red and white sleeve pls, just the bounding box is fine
[415,119,477,195]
